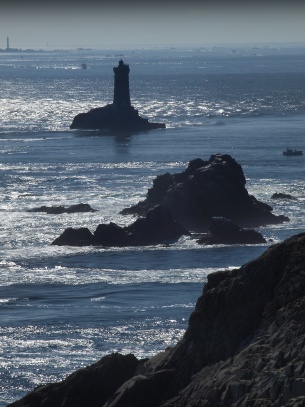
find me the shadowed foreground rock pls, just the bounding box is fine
[10,233,305,407]
[198,216,267,245]
[52,204,189,246]
[121,154,289,231]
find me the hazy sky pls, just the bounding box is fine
[1,0,305,49]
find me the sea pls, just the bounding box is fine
[0,44,305,405]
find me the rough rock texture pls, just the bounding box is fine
[10,233,305,407]
[52,204,189,247]
[27,203,97,214]
[121,154,289,231]
[198,216,267,245]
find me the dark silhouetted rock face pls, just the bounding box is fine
[198,216,267,245]
[52,204,189,247]
[70,104,165,132]
[10,233,305,407]
[8,353,141,407]
[70,60,165,132]
[121,154,289,231]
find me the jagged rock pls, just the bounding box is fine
[121,154,289,231]
[27,203,97,214]
[11,232,305,407]
[70,60,165,132]
[198,216,266,245]
[52,204,189,247]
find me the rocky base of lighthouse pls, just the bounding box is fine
[70,103,165,133]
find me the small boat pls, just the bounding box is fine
[81,63,87,70]
[283,148,303,156]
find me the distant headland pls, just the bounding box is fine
[70,59,166,133]
[0,36,45,53]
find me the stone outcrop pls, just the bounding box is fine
[27,203,97,214]
[8,353,141,407]
[70,60,165,132]
[198,216,267,245]
[52,204,189,247]
[121,154,289,231]
[70,104,165,132]
[10,233,305,407]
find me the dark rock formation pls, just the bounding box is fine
[121,154,289,231]
[70,60,165,132]
[10,233,305,407]
[52,227,95,246]
[52,204,189,247]
[271,192,296,200]
[27,203,97,214]
[8,353,141,407]
[198,216,267,245]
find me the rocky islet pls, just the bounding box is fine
[70,60,165,133]
[51,154,288,247]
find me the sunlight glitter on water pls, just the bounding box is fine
[0,264,213,286]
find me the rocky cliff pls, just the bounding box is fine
[9,233,305,407]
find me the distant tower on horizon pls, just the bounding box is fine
[6,36,9,50]
[113,59,131,107]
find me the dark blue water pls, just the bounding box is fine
[0,45,305,405]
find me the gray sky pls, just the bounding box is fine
[1,0,305,49]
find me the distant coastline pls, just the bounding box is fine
[0,48,94,53]
[0,48,45,53]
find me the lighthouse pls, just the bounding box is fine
[6,36,9,50]
[70,60,165,132]
[113,60,131,107]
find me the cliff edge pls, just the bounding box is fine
[9,233,305,407]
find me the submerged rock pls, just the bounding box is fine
[10,233,305,407]
[27,203,97,214]
[52,204,189,247]
[70,60,165,132]
[271,192,296,200]
[122,154,289,231]
[198,216,266,245]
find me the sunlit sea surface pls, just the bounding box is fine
[0,45,305,405]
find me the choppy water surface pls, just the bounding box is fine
[0,45,305,405]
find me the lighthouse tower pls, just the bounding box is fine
[113,60,131,107]
[70,59,165,131]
